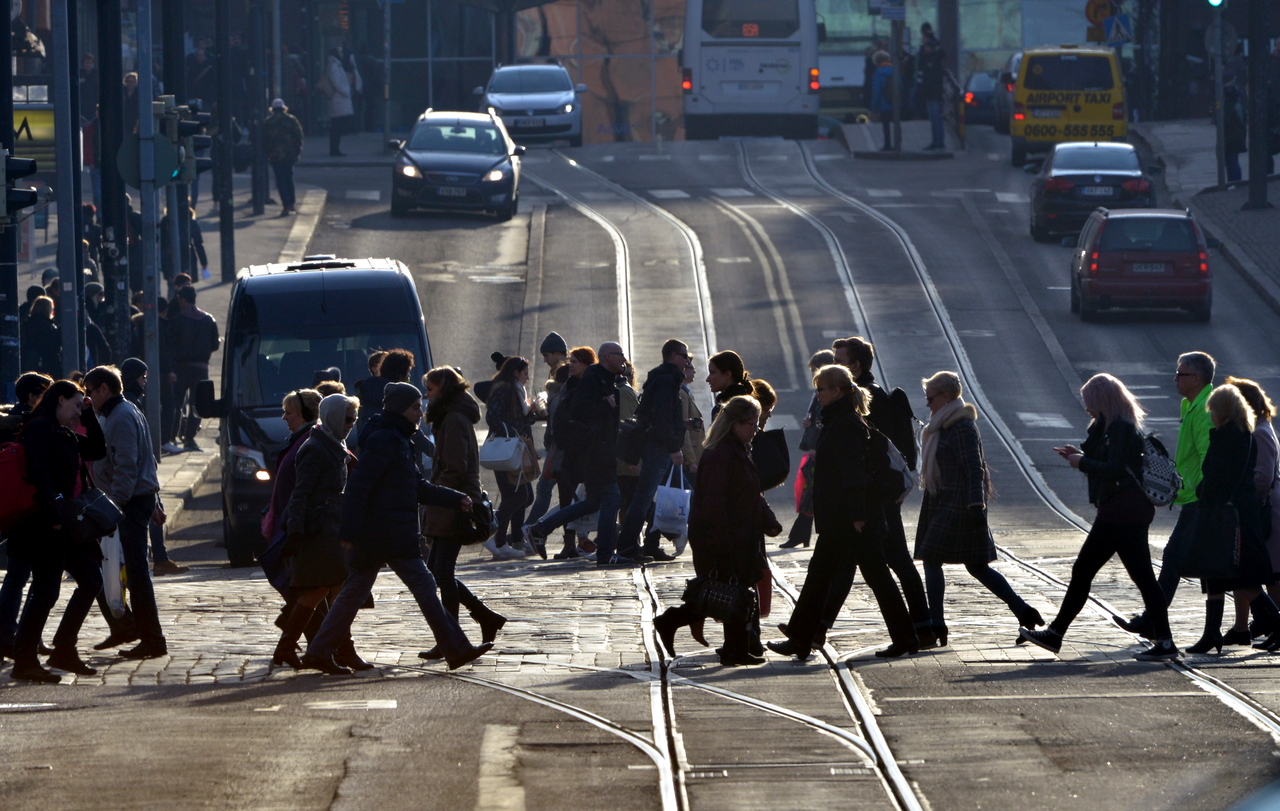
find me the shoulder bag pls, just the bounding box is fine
[454,490,498,545]
[681,569,752,624]
[68,459,123,543]
[479,423,525,472]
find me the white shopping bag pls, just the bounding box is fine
[652,467,692,536]
[566,484,599,535]
[100,530,127,618]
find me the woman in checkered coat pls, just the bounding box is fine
[913,371,1042,646]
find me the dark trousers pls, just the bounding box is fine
[0,558,33,647]
[881,118,894,150]
[426,536,486,619]
[923,559,1029,626]
[494,475,531,548]
[534,477,621,559]
[13,543,104,664]
[329,115,353,155]
[1156,502,1200,605]
[822,502,930,629]
[786,519,915,647]
[118,494,165,644]
[271,160,297,209]
[1051,519,1170,639]
[174,365,205,444]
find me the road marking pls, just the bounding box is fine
[711,187,754,197]
[345,189,381,201]
[639,154,672,161]
[825,212,858,223]
[714,256,752,263]
[995,192,1029,203]
[1047,286,1071,290]
[0,703,57,712]
[420,272,458,283]
[957,329,996,337]
[812,153,841,161]
[305,699,398,710]
[987,152,1001,160]
[698,154,731,161]
[648,189,690,199]
[253,706,283,713]
[471,275,523,284]
[864,189,903,197]
[477,724,525,811]
[1128,385,1161,389]
[599,155,615,162]
[756,154,789,161]
[782,187,821,196]
[930,191,965,198]
[985,208,1011,213]
[946,188,992,192]
[580,191,620,201]
[1017,413,1074,429]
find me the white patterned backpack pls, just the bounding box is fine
[1130,433,1183,507]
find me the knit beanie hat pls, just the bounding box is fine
[383,382,421,415]
[539,332,568,355]
[120,357,148,386]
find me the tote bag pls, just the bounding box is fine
[479,424,525,472]
[652,467,692,535]
[100,531,127,618]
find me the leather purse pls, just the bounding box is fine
[681,574,752,624]
[455,491,498,546]
[70,488,123,543]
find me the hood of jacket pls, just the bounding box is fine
[428,385,481,430]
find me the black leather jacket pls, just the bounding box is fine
[1078,417,1144,507]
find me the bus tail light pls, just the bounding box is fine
[808,68,820,92]
[682,68,692,93]
[1013,101,1025,121]
[1112,102,1125,120]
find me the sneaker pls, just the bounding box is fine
[152,560,190,575]
[1112,613,1155,639]
[161,442,184,455]
[183,440,203,453]
[497,544,526,560]
[579,551,596,561]
[598,555,638,567]
[1020,627,1062,655]
[1134,640,1179,661]
[483,538,501,559]
[524,524,548,559]
[645,548,676,562]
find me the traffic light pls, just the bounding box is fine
[155,96,184,185]
[0,149,39,219]
[1207,0,1223,6]
[176,105,214,182]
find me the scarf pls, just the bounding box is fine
[516,382,531,416]
[919,397,968,494]
[318,393,352,450]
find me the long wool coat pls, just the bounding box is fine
[913,405,996,565]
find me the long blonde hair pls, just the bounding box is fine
[704,395,761,451]
[1080,373,1146,431]
[1208,384,1256,433]
[814,364,870,415]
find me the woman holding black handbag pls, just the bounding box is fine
[654,395,782,666]
[420,367,506,660]
[1181,385,1280,654]
[781,350,834,550]
[8,380,108,682]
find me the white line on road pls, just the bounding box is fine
[648,189,691,199]
[1017,413,1074,429]
[711,187,754,197]
[639,154,672,161]
[344,189,381,201]
[306,700,398,710]
[995,192,1029,203]
[864,189,904,197]
[714,256,752,263]
[812,154,841,161]
[476,725,525,811]
[698,154,731,161]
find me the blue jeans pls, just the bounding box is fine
[306,554,469,660]
[119,493,164,644]
[534,478,622,559]
[526,475,559,526]
[926,99,945,147]
[1226,154,1242,183]
[1156,501,1200,605]
[617,442,675,556]
[270,161,297,209]
[923,560,1030,627]
[0,558,33,647]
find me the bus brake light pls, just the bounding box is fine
[964,91,975,105]
[682,68,693,93]
[808,68,820,92]
[1013,101,1025,121]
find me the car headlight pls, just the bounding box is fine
[401,164,421,178]
[486,169,506,182]
[560,103,574,114]
[231,446,270,481]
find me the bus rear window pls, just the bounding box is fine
[1023,55,1114,92]
[701,0,799,39]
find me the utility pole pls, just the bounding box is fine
[138,2,163,459]
[0,11,17,401]
[52,0,82,375]
[162,0,191,280]
[890,19,903,152]
[384,0,392,145]
[1243,0,1271,210]
[1211,4,1226,188]
[69,0,86,365]
[250,0,267,215]
[98,0,130,360]
[215,0,236,281]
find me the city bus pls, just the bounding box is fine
[681,0,822,140]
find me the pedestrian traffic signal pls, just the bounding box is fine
[176,107,214,182]
[155,96,184,184]
[1207,0,1223,6]
[0,149,39,219]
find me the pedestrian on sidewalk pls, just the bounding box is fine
[768,365,917,660]
[524,343,626,565]
[300,383,491,674]
[84,366,170,662]
[1225,86,1246,183]
[913,371,1043,646]
[21,296,60,377]
[6,381,107,683]
[1180,385,1280,654]
[1117,352,1215,637]
[871,51,898,151]
[170,286,220,452]
[656,395,781,666]
[324,49,355,157]
[263,99,304,215]
[617,339,690,562]
[275,394,372,671]
[1022,374,1177,660]
[918,23,946,150]
[705,350,752,421]
[420,367,507,660]
[611,360,641,558]
[485,357,539,559]
[781,350,834,550]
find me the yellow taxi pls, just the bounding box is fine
[1003,44,1127,166]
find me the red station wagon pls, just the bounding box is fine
[1068,208,1218,322]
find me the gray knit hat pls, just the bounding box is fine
[383,381,422,415]
[539,331,568,355]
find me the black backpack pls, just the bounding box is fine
[866,425,915,504]
[883,387,919,471]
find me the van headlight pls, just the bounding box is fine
[560,103,574,114]
[486,168,507,182]
[231,445,270,481]
[401,164,421,178]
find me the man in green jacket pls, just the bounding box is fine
[1118,351,1215,637]
[263,99,304,214]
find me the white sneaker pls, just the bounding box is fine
[579,551,597,561]
[498,544,527,559]
[483,538,500,559]
[161,442,183,455]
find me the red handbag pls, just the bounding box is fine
[0,442,38,531]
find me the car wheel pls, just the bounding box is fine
[1011,142,1027,167]
[223,509,257,568]
[1070,278,1081,314]
[1079,296,1099,322]
[1030,213,1051,243]
[390,196,410,217]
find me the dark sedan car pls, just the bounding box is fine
[389,111,525,220]
[962,70,1001,126]
[1028,142,1159,242]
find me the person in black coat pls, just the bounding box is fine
[1022,374,1177,660]
[300,383,491,674]
[768,365,918,660]
[1182,385,1280,654]
[21,296,61,377]
[527,343,627,565]
[7,380,108,682]
[655,395,782,666]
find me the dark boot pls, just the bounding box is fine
[470,605,507,645]
[553,532,579,560]
[272,602,313,669]
[302,599,328,644]
[335,637,375,671]
[1250,593,1280,651]
[1187,598,1225,655]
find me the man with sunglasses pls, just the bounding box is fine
[1117,351,1215,637]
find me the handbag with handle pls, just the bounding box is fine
[455,490,498,546]
[681,573,752,624]
[479,424,525,472]
[516,436,541,485]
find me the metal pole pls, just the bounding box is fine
[161,0,191,279]
[138,0,162,459]
[68,0,86,368]
[53,0,82,375]
[383,0,392,144]
[216,0,236,281]
[165,184,181,287]
[250,0,267,215]
[1213,6,1225,189]
[890,19,903,152]
[98,0,130,360]
[273,0,283,100]
[0,7,18,401]
[1243,0,1271,209]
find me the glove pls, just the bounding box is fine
[968,505,988,529]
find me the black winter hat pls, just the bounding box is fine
[120,357,148,386]
[539,332,568,356]
[383,382,422,415]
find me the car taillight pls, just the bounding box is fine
[1045,177,1074,192]
[808,68,820,92]
[1005,83,1015,93]
[1089,251,1099,275]
[1112,102,1125,121]
[1199,251,1209,273]
[964,91,975,105]
[1013,101,1025,121]
[682,68,692,93]
[1121,179,1149,193]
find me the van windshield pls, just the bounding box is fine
[1098,219,1197,253]
[702,0,799,38]
[1023,55,1114,91]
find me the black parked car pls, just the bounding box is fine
[962,70,1001,126]
[389,110,525,220]
[1028,142,1159,242]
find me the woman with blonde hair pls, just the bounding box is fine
[914,371,1041,646]
[1181,384,1280,653]
[1022,374,1176,659]
[654,395,781,666]
[769,365,918,659]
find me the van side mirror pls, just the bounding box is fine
[472,86,485,96]
[512,144,527,156]
[387,139,402,151]
[195,379,226,420]
[574,83,588,94]
[1061,237,1076,248]
[1000,71,1014,86]
[1205,237,1221,249]
[817,22,828,43]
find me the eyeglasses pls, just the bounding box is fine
[925,392,941,404]
[814,385,837,394]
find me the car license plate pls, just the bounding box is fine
[437,187,467,197]
[737,82,765,90]
[1081,186,1113,196]
[1031,108,1062,118]
[515,118,544,128]
[1132,263,1167,273]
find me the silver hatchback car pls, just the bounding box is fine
[475,64,587,147]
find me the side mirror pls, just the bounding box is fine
[575,83,588,94]
[1061,237,1076,248]
[1205,237,1221,249]
[472,86,485,96]
[1147,165,1163,176]
[195,379,226,420]
[512,144,527,156]
[387,139,402,150]
[817,22,828,43]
